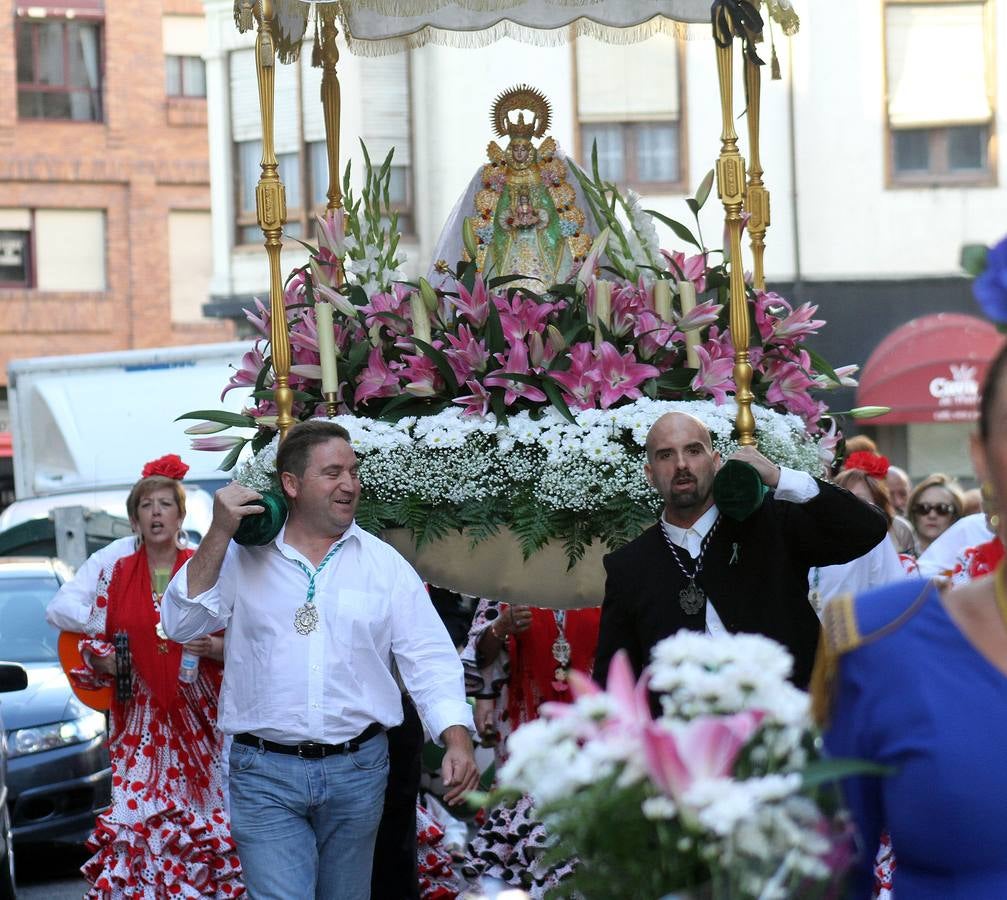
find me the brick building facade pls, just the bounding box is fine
[0,0,234,388]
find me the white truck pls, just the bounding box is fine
[1,341,252,558]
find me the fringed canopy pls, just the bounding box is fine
[233,0,717,61]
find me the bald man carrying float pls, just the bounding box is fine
[593,413,887,689]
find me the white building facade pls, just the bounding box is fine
[200,0,1005,477]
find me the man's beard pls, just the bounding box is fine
[666,476,707,509]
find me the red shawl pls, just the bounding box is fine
[506,606,601,729]
[105,545,223,797]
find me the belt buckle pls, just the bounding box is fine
[298,742,323,759]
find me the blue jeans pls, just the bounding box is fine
[228,734,389,900]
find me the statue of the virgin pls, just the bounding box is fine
[430,85,594,291]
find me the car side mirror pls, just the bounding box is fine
[0,663,28,693]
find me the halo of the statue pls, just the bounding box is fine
[383,528,605,609]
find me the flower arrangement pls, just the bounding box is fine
[233,398,825,563]
[494,632,868,899]
[183,145,858,559]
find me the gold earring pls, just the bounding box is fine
[982,481,1001,531]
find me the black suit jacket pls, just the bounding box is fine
[593,480,888,689]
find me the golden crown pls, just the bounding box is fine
[491,84,551,141]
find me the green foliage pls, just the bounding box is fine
[538,777,709,900]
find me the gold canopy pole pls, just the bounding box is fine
[714,11,756,446]
[254,0,295,439]
[744,52,770,292]
[319,15,343,211]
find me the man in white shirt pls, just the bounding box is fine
[161,420,477,900]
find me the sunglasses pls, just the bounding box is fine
[912,502,955,517]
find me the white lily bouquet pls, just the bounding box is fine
[496,633,866,899]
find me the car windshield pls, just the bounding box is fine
[0,575,61,662]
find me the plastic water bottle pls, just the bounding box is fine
[179,650,200,683]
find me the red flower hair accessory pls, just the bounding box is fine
[844,451,890,480]
[141,454,189,481]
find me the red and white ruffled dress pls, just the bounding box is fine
[71,548,243,899]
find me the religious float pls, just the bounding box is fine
[183,0,858,609]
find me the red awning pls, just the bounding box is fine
[0,433,11,459]
[856,313,1004,425]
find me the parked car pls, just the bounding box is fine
[0,558,111,850]
[0,660,28,899]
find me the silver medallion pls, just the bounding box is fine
[679,579,706,615]
[294,603,319,635]
[551,634,571,668]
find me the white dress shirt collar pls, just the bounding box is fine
[661,503,721,555]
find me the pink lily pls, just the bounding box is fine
[221,345,266,400]
[443,325,490,383]
[450,276,490,328]
[764,351,821,422]
[354,347,403,405]
[596,342,660,409]
[753,291,791,342]
[676,298,723,332]
[817,417,841,466]
[550,341,601,409]
[611,280,649,337]
[484,341,547,406]
[691,345,736,405]
[190,435,245,452]
[452,379,492,417]
[360,284,411,335]
[577,227,610,290]
[315,208,346,258]
[643,710,765,802]
[494,295,556,344]
[243,297,271,338]
[774,301,825,342]
[400,349,443,398]
[634,312,679,361]
[661,250,708,293]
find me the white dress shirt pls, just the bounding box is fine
[161,520,474,746]
[46,536,137,631]
[660,466,820,634]
[812,536,907,616]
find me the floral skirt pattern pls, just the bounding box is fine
[418,803,462,900]
[461,794,575,900]
[82,676,243,898]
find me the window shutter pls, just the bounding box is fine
[230,48,300,153]
[162,15,206,58]
[35,209,105,291]
[576,33,680,122]
[886,3,991,128]
[360,53,411,166]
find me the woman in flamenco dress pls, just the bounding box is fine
[56,455,243,898]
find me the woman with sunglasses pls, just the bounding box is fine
[907,474,964,554]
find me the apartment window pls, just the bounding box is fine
[163,16,207,100]
[165,56,206,98]
[16,18,103,122]
[576,34,684,190]
[885,1,993,184]
[0,208,105,290]
[229,46,415,246]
